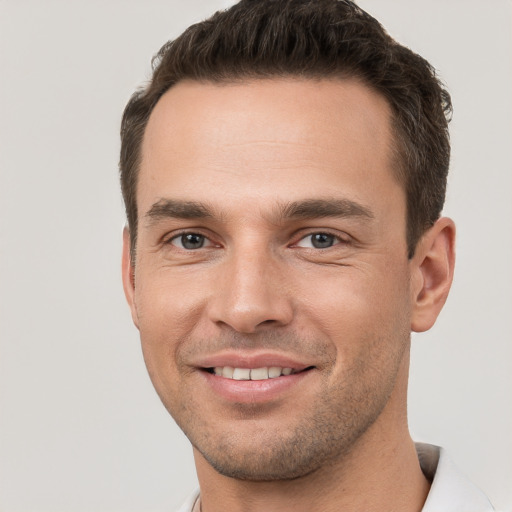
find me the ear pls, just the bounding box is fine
[122,226,140,329]
[410,217,456,332]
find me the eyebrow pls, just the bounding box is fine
[145,199,215,223]
[144,197,374,225]
[280,198,374,221]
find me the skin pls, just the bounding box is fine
[122,78,455,512]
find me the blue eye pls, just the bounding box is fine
[296,233,338,249]
[171,233,209,250]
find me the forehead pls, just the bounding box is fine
[138,78,400,219]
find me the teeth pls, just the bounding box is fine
[233,368,251,380]
[268,367,282,378]
[212,366,295,380]
[222,366,234,378]
[250,367,268,380]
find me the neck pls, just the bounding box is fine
[194,350,430,512]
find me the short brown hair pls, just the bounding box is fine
[120,0,452,260]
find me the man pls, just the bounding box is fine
[119,1,494,510]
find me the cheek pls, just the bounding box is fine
[296,262,412,355]
[302,263,408,315]
[135,265,206,331]
[133,270,207,389]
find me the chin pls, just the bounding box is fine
[190,413,374,482]
[199,444,325,482]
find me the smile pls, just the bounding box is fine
[199,362,316,404]
[206,366,314,380]
[208,366,297,380]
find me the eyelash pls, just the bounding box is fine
[294,231,348,249]
[165,231,216,250]
[164,230,349,251]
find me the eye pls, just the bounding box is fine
[170,233,213,250]
[296,232,340,249]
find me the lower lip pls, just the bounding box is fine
[201,370,313,404]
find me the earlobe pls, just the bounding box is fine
[122,226,140,329]
[410,217,456,333]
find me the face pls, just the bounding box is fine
[124,78,416,480]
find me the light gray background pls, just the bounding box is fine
[1,1,511,510]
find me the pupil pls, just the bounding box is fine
[312,233,334,248]
[182,233,204,249]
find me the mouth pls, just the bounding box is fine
[199,363,317,404]
[195,352,318,403]
[203,365,315,380]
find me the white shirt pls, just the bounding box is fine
[176,443,494,512]
[417,443,494,511]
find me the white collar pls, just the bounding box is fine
[417,443,494,511]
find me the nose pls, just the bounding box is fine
[207,246,294,334]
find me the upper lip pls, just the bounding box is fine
[194,351,314,371]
